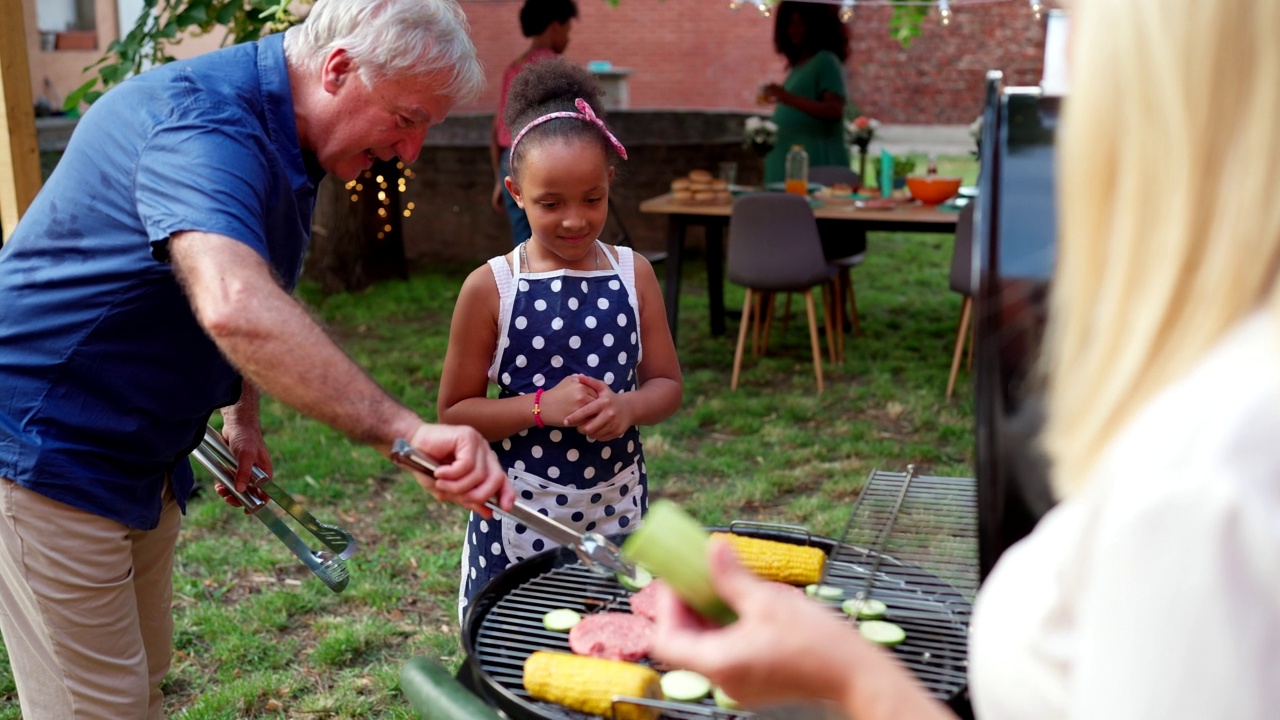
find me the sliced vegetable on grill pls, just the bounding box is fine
[858,620,906,646]
[620,500,737,625]
[709,532,826,586]
[805,583,844,599]
[522,650,663,720]
[842,597,888,619]
[542,608,583,632]
[713,686,741,710]
[399,656,503,720]
[660,670,712,702]
[618,565,653,591]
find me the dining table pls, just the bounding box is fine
[638,190,961,345]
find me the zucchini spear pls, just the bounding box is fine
[620,500,737,625]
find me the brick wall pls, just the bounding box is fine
[457,0,1045,124]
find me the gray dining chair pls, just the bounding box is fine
[728,193,838,393]
[946,202,977,400]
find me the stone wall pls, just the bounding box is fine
[391,110,764,266]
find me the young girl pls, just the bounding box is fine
[438,57,683,614]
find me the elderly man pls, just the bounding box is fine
[0,0,513,716]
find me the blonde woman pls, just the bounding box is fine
[648,0,1280,717]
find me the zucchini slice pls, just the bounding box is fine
[858,620,906,646]
[841,597,887,620]
[805,583,844,600]
[713,685,741,709]
[542,608,583,632]
[660,670,712,702]
[618,565,654,591]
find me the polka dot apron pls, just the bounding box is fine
[458,241,648,617]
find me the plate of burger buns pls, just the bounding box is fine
[670,169,732,205]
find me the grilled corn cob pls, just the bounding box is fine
[523,651,662,720]
[710,532,826,585]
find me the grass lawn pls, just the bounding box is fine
[0,158,977,719]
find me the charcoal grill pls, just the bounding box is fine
[455,468,978,720]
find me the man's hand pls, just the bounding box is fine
[404,423,513,518]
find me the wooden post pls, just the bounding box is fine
[0,0,42,243]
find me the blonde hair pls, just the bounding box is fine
[1045,0,1280,498]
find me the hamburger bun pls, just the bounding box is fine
[692,190,718,203]
[710,179,729,191]
[672,190,695,203]
[671,178,692,192]
[688,169,714,183]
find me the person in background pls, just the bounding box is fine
[651,0,1280,717]
[491,0,579,246]
[0,0,514,717]
[440,57,683,617]
[760,1,851,185]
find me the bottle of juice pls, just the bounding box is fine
[784,144,809,195]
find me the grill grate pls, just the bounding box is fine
[469,475,978,720]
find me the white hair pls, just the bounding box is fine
[284,0,484,104]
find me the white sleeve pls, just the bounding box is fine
[1068,465,1280,719]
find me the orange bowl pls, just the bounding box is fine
[906,175,963,205]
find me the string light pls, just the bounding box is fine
[343,161,417,239]
[1029,0,1043,19]
[840,0,855,22]
[728,0,742,9]
[757,2,771,17]
[938,0,952,25]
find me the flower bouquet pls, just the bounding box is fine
[743,116,778,157]
[846,115,880,186]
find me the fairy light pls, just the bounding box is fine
[839,0,855,22]
[757,2,771,17]
[344,162,417,231]
[728,0,742,9]
[1029,0,1043,19]
[937,0,953,25]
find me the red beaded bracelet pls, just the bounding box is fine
[532,388,545,428]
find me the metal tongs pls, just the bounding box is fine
[388,439,637,579]
[191,426,357,593]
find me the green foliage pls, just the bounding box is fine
[889,1,931,47]
[64,0,302,111]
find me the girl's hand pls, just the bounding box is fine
[762,83,788,105]
[543,374,599,427]
[563,374,633,442]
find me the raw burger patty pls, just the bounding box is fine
[568,612,653,661]
[628,583,660,621]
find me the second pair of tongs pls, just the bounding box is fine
[192,426,357,593]
[388,439,637,579]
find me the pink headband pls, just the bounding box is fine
[509,98,629,165]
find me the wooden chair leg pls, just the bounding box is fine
[803,289,825,394]
[732,288,754,390]
[845,268,863,338]
[946,296,972,400]
[822,282,837,365]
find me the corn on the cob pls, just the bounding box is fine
[523,651,662,720]
[710,532,826,585]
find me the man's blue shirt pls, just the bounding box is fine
[0,33,324,529]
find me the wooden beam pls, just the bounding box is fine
[0,0,42,243]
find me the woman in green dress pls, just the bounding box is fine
[761,1,851,184]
